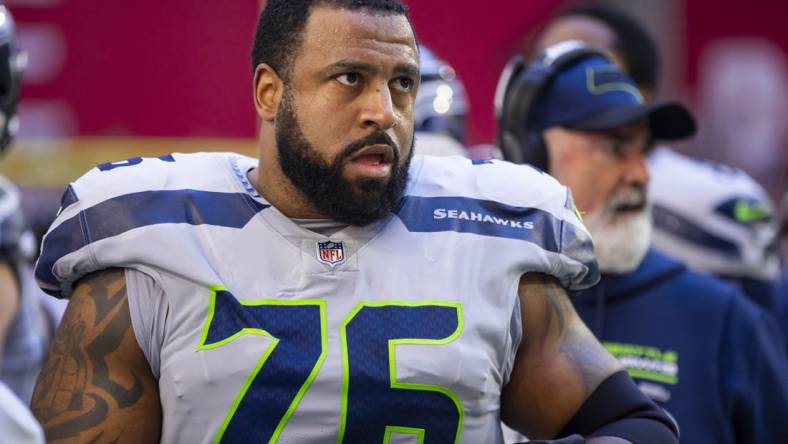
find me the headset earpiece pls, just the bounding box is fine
[494,41,614,171]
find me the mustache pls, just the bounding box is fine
[608,186,648,212]
[337,131,399,161]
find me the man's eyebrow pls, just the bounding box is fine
[326,59,378,74]
[322,59,420,79]
[393,63,420,79]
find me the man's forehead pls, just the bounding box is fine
[300,5,418,64]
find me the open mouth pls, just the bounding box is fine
[614,202,647,213]
[350,144,395,166]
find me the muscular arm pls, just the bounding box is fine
[0,260,20,370]
[31,268,161,443]
[500,272,626,442]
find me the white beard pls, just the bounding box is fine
[584,204,652,274]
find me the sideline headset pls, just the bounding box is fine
[494,40,612,171]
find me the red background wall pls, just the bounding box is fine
[684,0,788,86]
[10,0,788,145]
[9,0,568,144]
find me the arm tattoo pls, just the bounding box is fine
[31,269,157,442]
[536,274,615,395]
[559,326,613,396]
[503,274,621,436]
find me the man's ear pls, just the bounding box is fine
[253,63,284,122]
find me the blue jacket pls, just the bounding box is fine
[572,248,788,444]
[775,274,788,348]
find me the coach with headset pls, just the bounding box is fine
[496,40,788,444]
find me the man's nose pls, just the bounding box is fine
[620,149,651,186]
[359,82,397,130]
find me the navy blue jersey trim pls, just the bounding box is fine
[396,195,582,253]
[652,204,740,256]
[60,184,79,211]
[35,189,269,289]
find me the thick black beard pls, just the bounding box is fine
[275,91,414,226]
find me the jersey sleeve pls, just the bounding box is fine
[553,185,599,290]
[34,152,262,298]
[468,158,599,290]
[496,160,600,291]
[34,178,103,298]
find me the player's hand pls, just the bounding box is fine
[518,434,585,444]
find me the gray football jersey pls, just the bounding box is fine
[36,152,597,443]
[0,175,47,403]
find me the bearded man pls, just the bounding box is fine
[496,38,788,444]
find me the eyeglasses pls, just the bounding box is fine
[578,127,654,161]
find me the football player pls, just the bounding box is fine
[31,1,676,442]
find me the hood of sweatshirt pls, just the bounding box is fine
[572,247,686,336]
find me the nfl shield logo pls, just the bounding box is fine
[317,241,345,267]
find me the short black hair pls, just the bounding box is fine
[559,2,660,93]
[251,0,411,80]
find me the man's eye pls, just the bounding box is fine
[392,77,415,92]
[337,73,360,86]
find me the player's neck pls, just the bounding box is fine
[249,154,328,220]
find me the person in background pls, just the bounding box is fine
[649,149,780,311]
[0,4,47,443]
[526,2,659,100]
[496,39,788,444]
[531,1,782,312]
[412,45,469,157]
[0,4,51,404]
[1,379,44,443]
[775,192,788,345]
